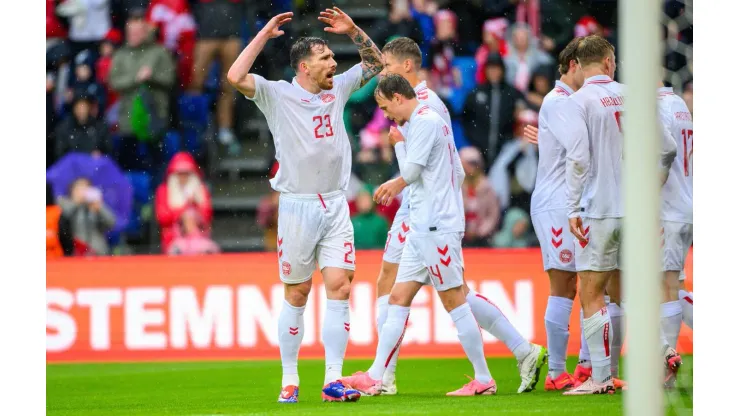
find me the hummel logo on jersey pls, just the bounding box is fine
[320,93,335,103]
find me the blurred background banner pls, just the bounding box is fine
[47,248,693,363]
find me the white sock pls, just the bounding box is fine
[467,290,530,361]
[279,300,305,387]
[583,308,612,383]
[678,290,693,329]
[450,302,493,384]
[368,305,409,381]
[377,294,390,337]
[322,299,350,385]
[545,296,573,378]
[607,303,624,378]
[578,309,591,366]
[660,301,683,348]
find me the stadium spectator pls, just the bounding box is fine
[109,8,175,170]
[504,23,553,92]
[189,0,248,155]
[460,147,500,247]
[66,50,107,116]
[56,0,112,58]
[55,90,112,160]
[167,208,220,255]
[410,0,438,65]
[426,9,462,99]
[95,28,123,124]
[155,152,213,253]
[462,53,526,169]
[58,177,117,255]
[47,0,69,44]
[474,18,509,85]
[488,109,539,214]
[350,184,389,250]
[47,182,74,258]
[146,0,197,89]
[525,68,554,110]
[372,0,424,48]
[491,206,532,248]
[356,108,395,184]
[538,0,580,55]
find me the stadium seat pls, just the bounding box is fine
[163,131,182,162]
[178,94,210,128]
[448,57,478,114]
[451,119,470,150]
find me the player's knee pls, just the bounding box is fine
[326,279,352,300]
[284,284,311,307]
[549,271,577,299]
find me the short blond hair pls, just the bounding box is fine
[575,35,615,67]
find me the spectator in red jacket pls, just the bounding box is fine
[146,0,197,88]
[155,152,213,252]
[475,18,508,85]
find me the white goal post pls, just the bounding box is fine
[620,0,664,414]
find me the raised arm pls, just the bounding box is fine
[226,12,293,98]
[319,7,383,87]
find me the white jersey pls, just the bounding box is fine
[395,81,455,217]
[558,75,676,219]
[658,87,693,223]
[530,80,575,215]
[246,64,363,193]
[403,103,465,234]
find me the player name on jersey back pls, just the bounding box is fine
[561,75,626,219]
[658,87,693,223]
[530,81,574,215]
[245,64,363,194]
[404,104,465,234]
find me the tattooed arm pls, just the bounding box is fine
[319,7,383,86]
[348,25,384,86]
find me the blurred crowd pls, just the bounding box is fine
[45,0,693,257]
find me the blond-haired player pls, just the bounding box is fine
[227,7,383,403]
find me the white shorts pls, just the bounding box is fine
[575,217,622,272]
[276,191,355,284]
[532,210,576,272]
[396,232,464,292]
[382,211,410,264]
[662,221,693,273]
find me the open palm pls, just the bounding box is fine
[319,7,356,35]
[262,12,293,39]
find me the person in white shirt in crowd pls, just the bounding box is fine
[226,7,384,404]
[374,37,546,396]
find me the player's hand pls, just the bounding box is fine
[569,216,588,243]
[523,125,539,145]
[319,7,356,35]
[260,12,293,39]
[373,177,406,206]
[388,126,405,146]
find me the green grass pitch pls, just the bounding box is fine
[47,356,693,415]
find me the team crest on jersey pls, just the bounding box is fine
[282,261,292,276]
[320,93,336,103]
[559,249,573,263]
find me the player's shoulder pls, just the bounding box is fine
[414,104,444,123]
[542,87,570,108]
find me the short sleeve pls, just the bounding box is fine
[244,74,279,113]
[333,64,363,102]
[405,117,439,167]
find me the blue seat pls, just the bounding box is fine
[163,130,182,162]
[126,171,153,204]
[178,94,210,128]
[452,56,478,92]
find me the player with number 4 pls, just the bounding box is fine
[226,7,384,404]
